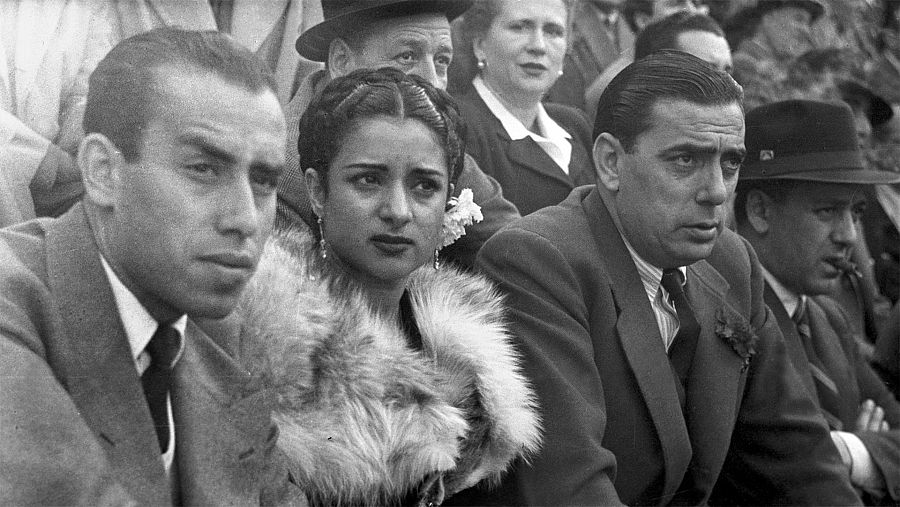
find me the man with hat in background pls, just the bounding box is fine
[734,99,900,503]
[276,0,520,268]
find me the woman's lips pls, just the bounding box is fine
[371,234,414,254]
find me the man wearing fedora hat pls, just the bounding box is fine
[734,99,900,503]
[276,0,520,268]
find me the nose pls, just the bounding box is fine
[696,166,728,206]
[217,176,260,240]
[379,183,413,226]
[526,29,547,53]
[413,60,441,88]
[832,210,859,247]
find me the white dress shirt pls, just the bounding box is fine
[472,75,573,174]
[100,256,186,474]
[618,234,687,351]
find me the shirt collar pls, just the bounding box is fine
[760,264,801,317]
[100,256,187,369]
[472,75,571,143]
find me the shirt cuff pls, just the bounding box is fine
[832,431,885,493]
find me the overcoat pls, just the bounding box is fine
[453,85,596,216]
[0,204,304,505]
[462,185,860,505]
[766,287,900,501]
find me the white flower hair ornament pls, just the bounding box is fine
[439,188,483,249]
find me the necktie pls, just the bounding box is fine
[792,297,844,430]
[142,324,181,453]
[661,269,701,407]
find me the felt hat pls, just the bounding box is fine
[837,79,894,128]
[740,99,900,184]
[296,0,473,62]
[730,0,825,24]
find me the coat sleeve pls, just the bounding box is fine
[0,240,133,505]
[711,237,862,505]
[475,226,623,505]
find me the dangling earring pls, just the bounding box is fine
[317,216,327,259]
[477,59,486,70]
[433,249,441,270]
[557,69,564,77]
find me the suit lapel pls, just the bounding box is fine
[506,136,576,188]
[44,205,169,505]
[680,262,745,495]
[583,190,692,501]
[764,284,817,397]
[175,316,280,504]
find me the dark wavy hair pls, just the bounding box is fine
[83,27,275,162]
[594,50,743,150]
[297,67,466,194]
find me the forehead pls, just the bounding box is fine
[638,99,744,148]
[143,64,285,158]
[676,31,731,64]
[358,13,451,50]
[495,0,567,21]
[781,181,868,206]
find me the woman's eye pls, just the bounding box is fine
[415,179,442,195]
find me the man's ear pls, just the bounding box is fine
[327,38,354,79]
[472,36,486,64]
[304,168,326,218]
[77,133,122,208]
[592,132,625,192]
[745,189,772,235]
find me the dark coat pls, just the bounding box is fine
[453,85,596,216]
[766,286,900,501]
[461,186,860,506]
[0,204,304,505]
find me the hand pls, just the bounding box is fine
[855,399,891,432]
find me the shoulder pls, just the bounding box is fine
[485,187,593,249]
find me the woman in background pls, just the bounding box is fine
[236,68,541,506]
[450,0,595,215]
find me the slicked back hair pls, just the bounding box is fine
[297,68,466,194]
[83,27,276,162]
[593,50,743,150]
[635,12,726,61]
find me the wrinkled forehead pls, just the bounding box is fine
[355,12,452,51]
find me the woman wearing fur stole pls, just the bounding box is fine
[235,68,541,506]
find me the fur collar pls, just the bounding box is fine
[235,228,541,505]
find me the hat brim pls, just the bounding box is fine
[838,80,895,127]
[296,1,472,62]
[741,168,900,184]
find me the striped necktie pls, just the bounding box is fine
[661,269,700,408]
[792,297,844,430]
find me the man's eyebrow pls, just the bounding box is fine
[177,134,237,164]
[662,143,747,157]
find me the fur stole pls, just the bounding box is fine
[235,228,541,505]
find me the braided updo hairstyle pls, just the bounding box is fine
[297,67,467,196]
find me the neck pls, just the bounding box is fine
[322,251,406,322]
[482,77,542,133]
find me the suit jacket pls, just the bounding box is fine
[466,186,859,505]
[0,0,114,227]
[275,70,521,269]
[112,0,324,106]
[766,286,900,501]
[0,204,304,505]
[453,84,597,216]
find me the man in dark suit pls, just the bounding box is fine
[276,0,520,269]
[465,51,860,505]
[734,99,900,503]
[0,28,303,505]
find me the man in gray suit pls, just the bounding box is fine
[0,28,303,505]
